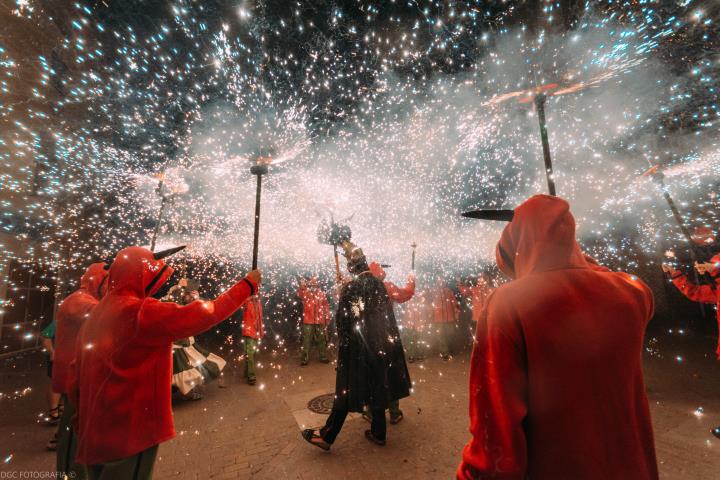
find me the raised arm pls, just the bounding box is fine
[384,275,416,303]
[137,275,259,344]
[669,270,717,304]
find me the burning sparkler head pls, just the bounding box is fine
[317,219,352,246]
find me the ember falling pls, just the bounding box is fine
[0,1,720,478]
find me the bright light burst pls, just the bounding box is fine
[0,0,718,305]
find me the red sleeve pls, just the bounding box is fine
[671,273,717,304]
[385,278,415,303]
[136,278,256,344]
[458,291,528,479]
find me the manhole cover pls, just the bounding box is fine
[307,393,335,414]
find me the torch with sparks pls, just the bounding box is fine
[485,78,602,196]
[317,216,352,283]
[642,164,707,318]
[249,149,275,270]
[149,171,189,252]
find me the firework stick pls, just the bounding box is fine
[334,244,342,283]
[411,242,417,270]
[647,168,706,319]
[250,164,268,270]
[534,93,557,196]
[150,176,167,252]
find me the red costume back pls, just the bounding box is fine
[458,195,658,480]
[298,282,331,325]
[71,246,256,465]
[240,295,265,339]
[52,263,108,395]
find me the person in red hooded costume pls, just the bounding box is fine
[53,262,108,480]
[366,261,415,424]
[431,277,460,360]
[457,194,658,480]
[298,276,331,365]
[239,291,264,385]
[458,273,491,325]
[70,246,260,479]
[663,254,720,438]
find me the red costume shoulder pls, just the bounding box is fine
[73,247,256,465]
[459,195,657,480]
[53,263,107,395]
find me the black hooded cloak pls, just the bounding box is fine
[332,271,412,412]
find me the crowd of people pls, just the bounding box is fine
[41,193,720,479]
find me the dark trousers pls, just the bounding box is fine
[56,395,85,479]
[321,405,386,444]
[87,444,158,480]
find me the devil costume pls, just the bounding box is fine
[457,195,657,480]
[367,261,415,423]
[239,294,264,385]
[70,246,257,476]
[53,262,108,480]
[302,241,411,449]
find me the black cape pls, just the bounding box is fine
[332,271,412,412]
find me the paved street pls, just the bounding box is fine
[2,334,720,479]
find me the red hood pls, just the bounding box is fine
[496,195,587,279]
[710,254,720,278]
[108,246,174,298]
[80,262,109,299]
[369,262,387,281]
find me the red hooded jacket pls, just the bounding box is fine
[369,262,416,303]
[52,263,108,395]
[670,255,720,358]
[432,285,460,323]
[240,295,264,339]
[401,290,429,331]
[458,281,490,323]
[71,246,256,465]
[458,195,657,480]
[297,283,331,326]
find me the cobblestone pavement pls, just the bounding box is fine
[2,335,720,479]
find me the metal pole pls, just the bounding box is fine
[654,173,705,319]
[252,173,263,270]
[534,93,557,196]
[411,242,417,270]
[333,245,341,283]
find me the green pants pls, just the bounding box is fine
[57,395,85,479]
[403,329,424,360]
[243,337,258,380]
[301,324,328,363]
[86,444,158,480]
[437,323,454,356]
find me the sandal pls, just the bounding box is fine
[389,412,404,425]
[43,407,60,426]
[364,430,386,446]
[301,429,331,451]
